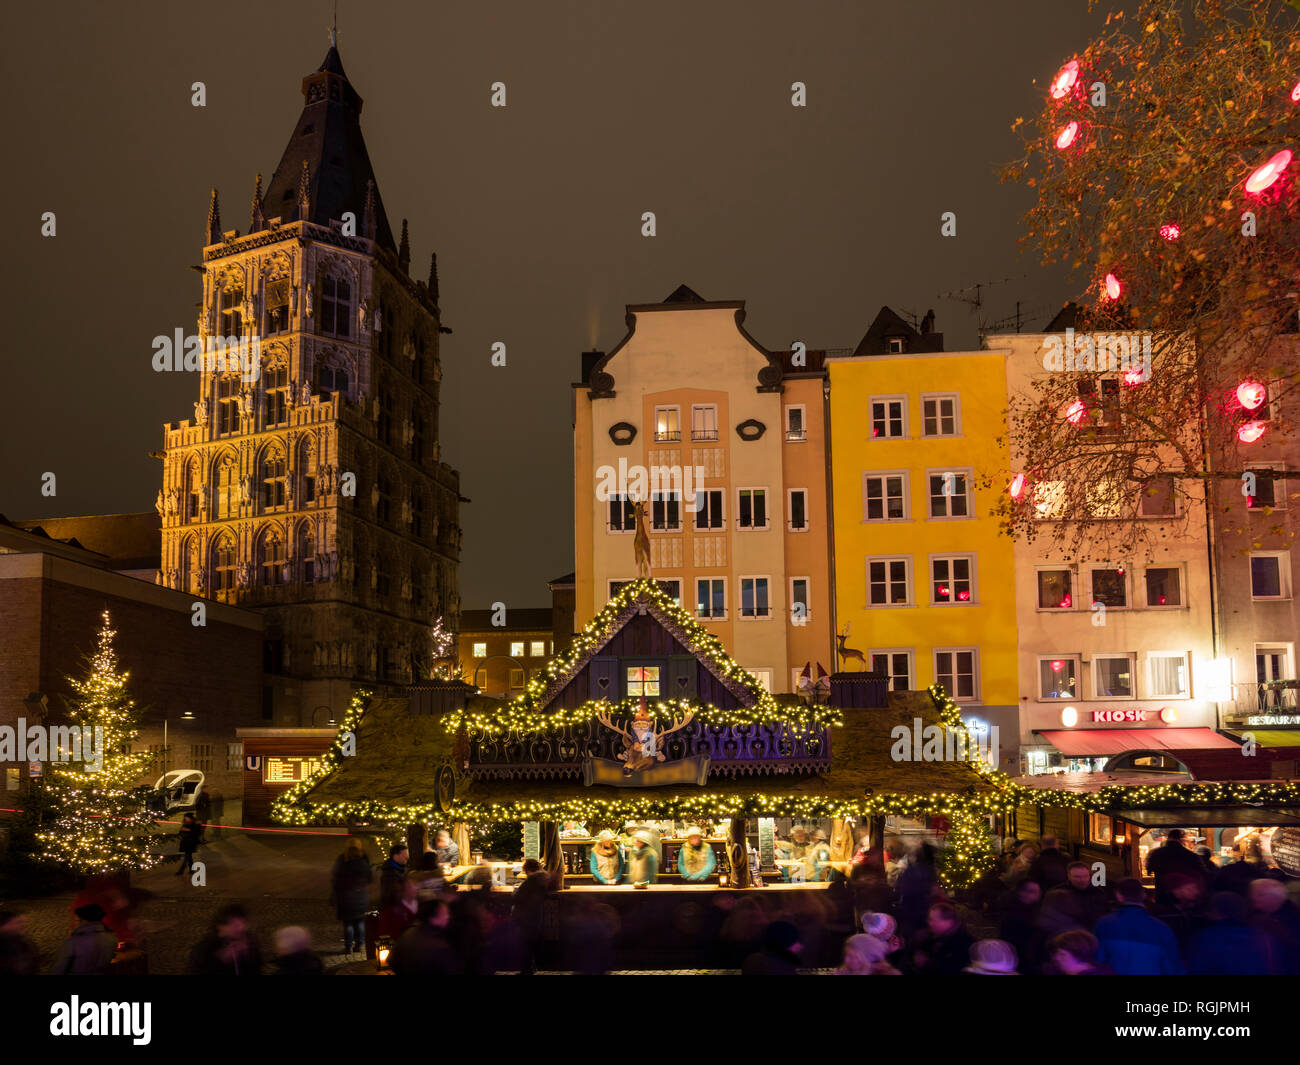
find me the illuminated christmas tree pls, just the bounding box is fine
[37,610,160,874]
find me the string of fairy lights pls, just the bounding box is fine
[269,605,1300,889]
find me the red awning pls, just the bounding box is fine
[1037,727,1239,757]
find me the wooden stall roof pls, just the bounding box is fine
[286,690,995,819]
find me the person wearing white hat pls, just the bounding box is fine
[628,829,659,886]
[836,934,901,975]
[589,830,625,885]
[676,826,716,882]
[962,938,1019,975]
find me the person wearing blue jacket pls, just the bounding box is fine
[1094,878,1183,975]
[677,827,717,882]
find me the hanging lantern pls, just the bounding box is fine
[1104,273,1122,300]
[1055,121,1079,149]
[1065,399,1088,424]
[1009,472,1026,499]
[1159,222,1181,241]
[1291,80,1300,103]
[1050,60,1079,99]
[1122,367,1146,386]
[1236,381,1266,410]
[1239,421,1267,443]
[1245,149,1292,194]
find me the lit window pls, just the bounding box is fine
[784,406,807,442]
[1091,568,1127,608]
[864,473,907,521]
[931,556,973,603]
[1094,655,1134,699]
[654,406,681,442]
[1145,567,1181,606]
[530,641,545,657]
[1033,480,1067,519]
[1038,569,1073,609]
[626,666,660,697]
[1148,653,1189,697]
[510,641,525,657]
[1039,657,1078,699]
[472,642,487,658]
[869,397,906,439]
[692,405,718,441]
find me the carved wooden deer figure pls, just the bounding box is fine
[835,623,867,672]
[632,500,652,579]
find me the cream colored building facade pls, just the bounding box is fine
[156,44,460,724]
[573,287,834,693]
[995,332,1218,772]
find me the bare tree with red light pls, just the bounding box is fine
[997,0,1300,560]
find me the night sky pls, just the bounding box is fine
[2,1,1111,609]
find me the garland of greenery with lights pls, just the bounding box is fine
[271,678,1300,891]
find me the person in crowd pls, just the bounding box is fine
[910,901,974,976]
[175,811,201,877]
[861,911,902,955]
[1093,878,1183,975]
[512,858,555,973]
[1186,891,1278,975]
[1214,838,1271,896]
[271,926,324,975]
[1194,845,1218,878]
[627,829,659,886]
[390,900,463,976]
[962,939,1019,975]
[1027,835,1068,890]
[379,844,409,908]
[1145,829,1205,904]
[1155,873,1213,959]
[741,920,802,975]
[330,838,374,959]
[561,897,617,975]
[378,874,421,940]
[895,840,940,939]
[1248,878,1300,975]
[0,910,39,976]
[883,836,907,887]
[848,854,891,922]
[1047,930,1109,974]
[433,829,460,868]
[676,826,717,882]
[187,902,263,976]
[1039,861,1110,936]
[998,878,1045,973]
[807,829,834,881]
[195,785,212,842]
[836,933,901,975]
[49,903,117,975]
[1000,843,1038,889]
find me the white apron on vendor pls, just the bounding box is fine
[589,829,626,884]
[676,826,717,882]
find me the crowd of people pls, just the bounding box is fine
[1,828,1296,975]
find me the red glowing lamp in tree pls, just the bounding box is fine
[1000,0,1300,559]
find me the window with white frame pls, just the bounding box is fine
[790,577,810,623]
[1250,553,1291,599]
[740,577,770,619]
[656,578,682,604]
[1039,656,1079,699]
[1093,654,1135,699]
[651,491,681,530]
[654,406,681,442]
[935,648,978,701]
[870,650,913,691]
[692,405,718,441]
[510,641,525,657]
[738,488,768,529]
[867,557,911,606]
[1038,568,1073,609]
[529,641,546,658]
[788,488,808,531]
[1139,475,1177,517]
[927,470,971,519]
[696,578,726,619]
[626,665,660,697]
[784,405,807,442]
[695,489,725,529]
[1144,566,1182,607]
[749,669,774,693]
[1245,466,1282,510]
[1148,652,1190,697]
[1090,567,1127,608]
[863,472,908,521]
[869,396,907,439]
[921,394,959,436]
[931,556,974,603]
[472,641,487,658]
[608,494,636,532]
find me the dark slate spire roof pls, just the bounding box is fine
[260,46,396,253]
[663,283,706,303]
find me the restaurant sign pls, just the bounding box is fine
[262,755,325,785]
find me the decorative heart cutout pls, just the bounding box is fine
[597,677,609,690]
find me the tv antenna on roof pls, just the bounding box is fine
[940,275,1028,335]
[986,300,1052,335]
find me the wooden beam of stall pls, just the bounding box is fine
[406,822,428,864]
[453,822,471,867]
[540,820,565,889]
[726,817,752,888]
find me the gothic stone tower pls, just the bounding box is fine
[157,44,461,724]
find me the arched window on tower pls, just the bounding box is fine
[216,376,241,436]
[178,536,194,593]
[259,529,286,586]
[297,524,315,584]
[183,461,200,523]
[262,363,289,427]
[297,439,316,505]
[261,450,287,511]
[218,282,244,339]
[314,359,350,400]
[211,534,237,593]
[213,456,238,520]
[317,271,351,338]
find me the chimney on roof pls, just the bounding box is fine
[920,308,936,336]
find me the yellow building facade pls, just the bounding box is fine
[828,348,1019,765]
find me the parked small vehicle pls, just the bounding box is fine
[151,769,206,813]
